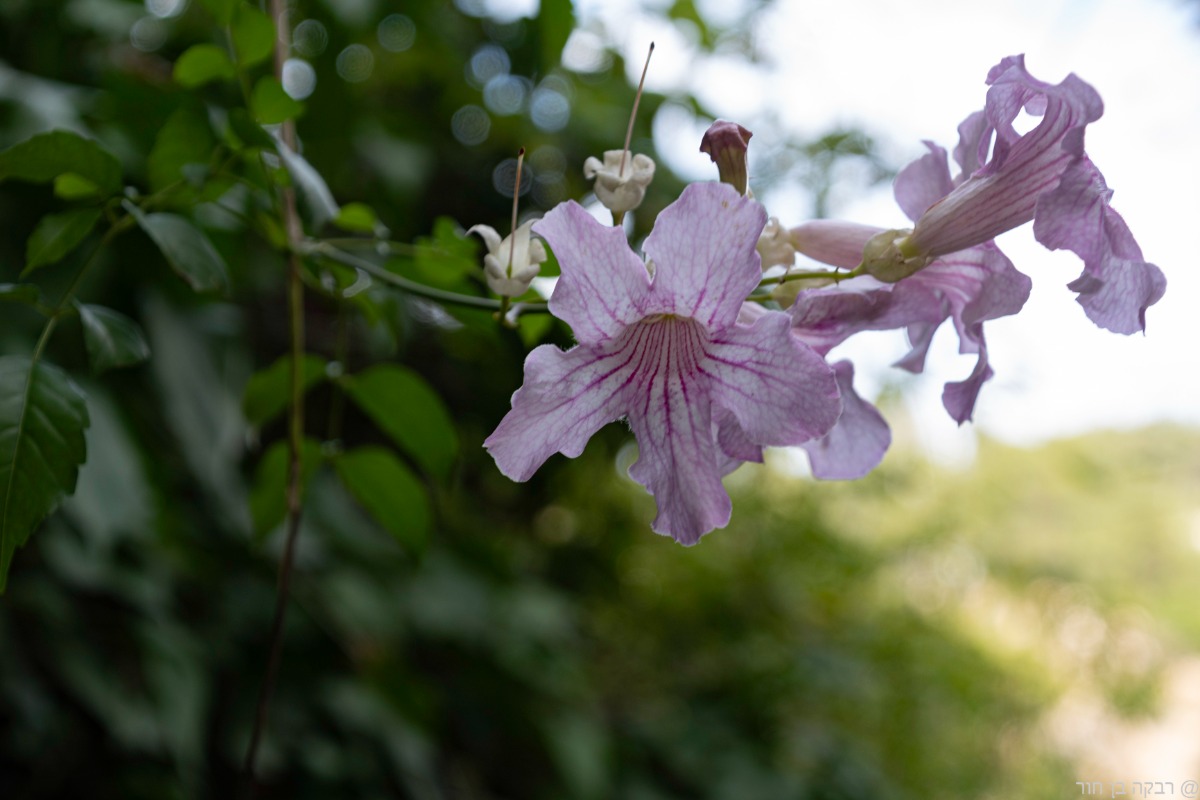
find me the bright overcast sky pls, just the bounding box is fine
[486,0,1200,460]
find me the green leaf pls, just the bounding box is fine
[227,108,276,151]
[197,0,236,24]
[0,284,43,307]
[23,208,102,275]
[77,304,151,374]
[148,105,216,193]
[667,0,715,48]
[334,202,380,234]
[0,130,121,196]
[249,437,323,539]
[342,364,458,481]
[0,356,90,592]
[536,244,560,278]
[334,446,430,555]
[232,4,276,68]
[276,140,338,229]
[251,76,303,125]
[54,173,103,200]
[242,354,328,427]
[173,44,237,89]
[518,311,555,348]
[394,217,479,293]
[537,0,575,70]
[129,207,229,293]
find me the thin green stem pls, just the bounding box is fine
[317,237,419,255]
[226,27,255,111]
[28,159,207,364]
[30,220,131,364]
[756,266,864,289]
[308,241,550,317]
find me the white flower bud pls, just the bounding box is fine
[583,150,655,215]
[468,220,547,297]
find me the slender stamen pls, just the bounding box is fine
[619,42,654,178]
[507,147,525,275]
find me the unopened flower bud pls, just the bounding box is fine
[583,150,656,215]
[789,220,887,269]
[700,119,752,195]
[468,221,547,297]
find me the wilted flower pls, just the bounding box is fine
[583,149,656,216]
[468,220,547,297]
[485,183,841,544]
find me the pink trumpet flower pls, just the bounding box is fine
[486,183,841,544]
[897,55,1165,334]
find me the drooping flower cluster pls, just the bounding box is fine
[479,54,1165,544]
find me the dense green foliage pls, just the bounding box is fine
[0,0,1195,797]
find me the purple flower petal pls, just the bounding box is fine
[789,277,894,356]
[1033,157,1166,334]
[801,360,891,479]
[641,182,767,331]
[952,110,990,179]
[894,142,954,223]
[485,341,634,480]
[941,337,993,424]
[623,319,730,545]
[705,310,841,446]
[535,201,651,345]
[713,405,762,474]
[907,54,1103,257]
[791,243,1030,423]
[894,244,1029,421]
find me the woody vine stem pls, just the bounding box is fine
[243,0,306,784]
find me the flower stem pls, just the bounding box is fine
[29,220,129,365]
[756,266,864,289]
[308,240,550,317]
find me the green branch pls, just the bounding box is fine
[306,240,550,318]
[756,266,864,289]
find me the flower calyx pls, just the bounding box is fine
[858,228,929,283]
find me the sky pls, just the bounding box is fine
[485,0,1200,461]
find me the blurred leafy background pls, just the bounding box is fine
[1,0,1199,797]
